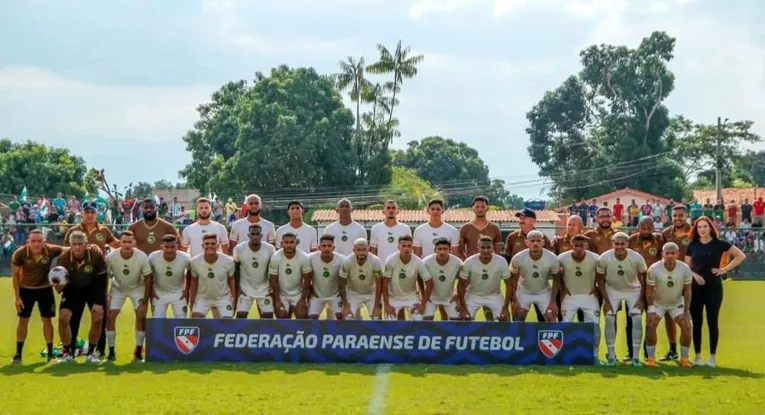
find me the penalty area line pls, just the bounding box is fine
[367,364,392,415]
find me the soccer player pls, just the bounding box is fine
[645,242,693,368]
[458,236,511,321]
[558,234,602,361]
[181,197,229,258]
[458,196,502,258]
[382,235,432,320]
[321,198,367,256]
[307,235,345,319]
[552,216,593,255]
[11,230,63,363]
[189,233,237,318]
[597,232,648,367]
[659,205,692,361]
[148,235,191,318]
[275,200,318,253]
[232,224,276,319]
[508,230,561,322]
[370,200,412,263]
[105,231,152,362]
[229,194,276,251]
[584,207,616,255]
[55,231,108,363]
[269,232,312,319]
[339,239,383,319]
[422,238,463,320]
[128,198,179,255]
[413,199,460,258]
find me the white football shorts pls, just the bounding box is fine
[236,294,275,315]
[424,298,460,319]
[193,296,234,318]
[561,294,599,323]
[606,287,642,316]
[109,286,145,311]
[465,293,504,320]
[152,290,187,318]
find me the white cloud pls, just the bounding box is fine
[409,0,473,19]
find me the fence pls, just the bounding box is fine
[1,223,763,280]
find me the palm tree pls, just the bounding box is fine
[335,56,370,131]
[361,82,394,124]
[366,40,424,124]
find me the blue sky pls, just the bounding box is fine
[1,0,763,199]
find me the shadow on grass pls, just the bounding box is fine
[2,360,761,380]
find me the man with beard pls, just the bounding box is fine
[182,198,229,258]
[148,235,191,318]
[508,230,561,322]
[128,198,179,255]
[307,235,345,319]
[658,205,692,361]
[370,200,412,263]
[229,194,276,251]
[321,198,368,256]
[552,215,593,321]
[269,233,312,319]
[422,238,464,321]
[233,224,276,319]
[189,233,236,318]
[458,236,511,321]
[584,207,616,255]
[382,235,433,321]
[339,239,383,319]
[626,216,663,362]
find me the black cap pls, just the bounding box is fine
[83,202,97,212]
[515,208,536,219]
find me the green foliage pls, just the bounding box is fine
[130,181,154,198]
[379,166,444,209]
[0,139,89,198]
[153,180,174,190]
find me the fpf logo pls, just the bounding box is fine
[174,326,200,355]
[537,330,564,358]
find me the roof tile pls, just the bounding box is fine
[311,209,560,224]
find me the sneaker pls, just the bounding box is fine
[86,352,102,364]
[645,357,656,367]
[10,355,21,364]
[621,356,633,363]
[57,353,74,363]
[632,358,643,368]
[659,350,679,362]
[679,357,692,368]
[707,356,716,368]
[694,355,704,366]
[106,353,116,362]
[606,356,618,366]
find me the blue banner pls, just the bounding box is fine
[146,319,596,365]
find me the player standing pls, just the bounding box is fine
[382,235,432,320]
[307,235,345,319]
[181,198,229,258]
[188,233,236,318]
[275,200,318,253]
[508,230,561,322]
[269,233,312,319]
[552,215,593,321]
[422,238,463,320]
[457,236,511,321]
[369,200,412,263]
[105,231,152,362]
[583,207,616,255]
[148,235,191,318]
[232,224,276,319]
[339,239,383,319]
[54,231,108,363]
[228,194,276,251]
[597,232,648,367]
[658,205,691,361]
[128,198,179,255]
[458,196,502,257]
[321,198,367,256]
[413,199,460,258]
[11,230,63,363]
[645,242,693,368]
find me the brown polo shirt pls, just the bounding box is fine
[583,227,617,255]
[628,233,664,268]
[660,225,692,261]
[11,244,64,288]
[459,221,502,257]
[503,229,551,259]
[128,218,179,254]
[63,223,117,250]
[552,233,596,255]
[57,246,108,289]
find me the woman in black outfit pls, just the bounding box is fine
[685,216,745,367]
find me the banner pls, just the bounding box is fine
[146,319,596,365]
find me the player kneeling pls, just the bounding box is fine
[509,230,560,322]
[232,224,276,319]
[339,239,382,319]
[148,235,191,318]
[269,233,312,319]
[308,235,345,319]
[189,233,236,319]
[382,235,432,320]
[458,236,510,321]
[645,242,693,368]
[423,238,464,321]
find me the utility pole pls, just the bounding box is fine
[715,117,723,203]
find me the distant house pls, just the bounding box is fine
[153,189,202,209]
[693,188,762,204]
[563,187,673,210]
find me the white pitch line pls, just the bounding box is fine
[367,364,392,415]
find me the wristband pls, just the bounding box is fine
[647,305,657,314]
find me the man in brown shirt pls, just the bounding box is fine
[584,207,617,255]
[55,230,108,362]
[459,196,502,258]
[128,198,179,254]
[11,229,64,363]
[658,204,692,362]
[552,216,595,254]
[63,203,120,251]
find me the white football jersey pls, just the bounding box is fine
[308,251,344,298]
[413,222,459,256]
[275,223,318,253]
[558,251,599,296]
[383,253,431,300]
[233,241,276,298]
[321,221,367,256]
[229,217,276,245]
[369,222,411,263]
[510,248,560,294]
[597,249,648,292]
[460,254,510,296]
[106,248,152,292]
[423,254,463,302]
[189,253,235,300]
[148,250,191,296]
[182,221,229,258]
[268,249,312,297]
[339,253,382,295]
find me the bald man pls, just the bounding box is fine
[229,194,276,251]
[553,216,595,321]
[508,230,561,322]
[645,242,693,368]
[321,198,368,256]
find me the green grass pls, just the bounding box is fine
[1,279,764,414]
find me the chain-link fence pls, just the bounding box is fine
[1,223,763,280]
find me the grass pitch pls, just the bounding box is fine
[0,279,763,414]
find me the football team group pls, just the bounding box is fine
[11,195,744,368]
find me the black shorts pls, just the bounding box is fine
[18,287,56,318]
[60,285,106,314]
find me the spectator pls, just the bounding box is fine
[753,218,764,229]
[158,197,169,219]
[653,216,664,231]
[740,219,752,230]
[726,200,738,225]
[8,196,20,213]
[713,199,725,221]
[213,197,224,222]
[689,199,703,222]
[613,197,624,223]
[628,199,640,226]
[37,194,51,213]
[755,197,765,224]
[53,193,66,216]
[225,198,238,224]
[588,199,598,226]
[741,198,753,224]
[67,195,81,216]
[176,206,190,225]
[652,199,663,222]
[577,199,589,225]
[121,196,136,223]
[702,198,714,218]
[640,199,653,222]
[664,199,675,219]
[170,196,182,222]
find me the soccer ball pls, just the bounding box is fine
[48,266,69,287]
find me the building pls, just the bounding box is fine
[582,187,673,209]
[153,189,201,209]
[693,188,761,204]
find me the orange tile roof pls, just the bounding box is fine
[311,209,561,224]
[693,188,763,203]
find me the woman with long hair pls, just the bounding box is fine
[685,216,745,367]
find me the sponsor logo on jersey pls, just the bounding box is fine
[538,330,564,358]
[174,326,200,354]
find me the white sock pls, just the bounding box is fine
[135,331,145,347]
[646,345,656,359]
[106,331,116,347]
[630,315,643,360]
[681,346,690,358]
[605,315,616,358]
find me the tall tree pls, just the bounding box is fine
[379,166,444,209]
[367,40,424,127]
[153,180,174,190]
[131,181,154,198]
[526,31,686,201]
[0,139,89,198]
[335,56,370,131]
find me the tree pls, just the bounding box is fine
[0,139,89,198]
[379,166,444,209]
[153,180,174,190]
[526,31,686,201]
[131,181,154,198]
[367,41,424,127]
[335,56,370,131]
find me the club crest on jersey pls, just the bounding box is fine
[682,237,690,246]
[538,330,564,358]
[341,235,348,242]
[207,271,215,279]
[84,265,93,273]
[398,272,406,279]
[438,275,446,282]
[481,273,489,280]
[617,270,625,276]
[165,270,173,277]
[323,269,330,278]
[649,248,657,256]
[252,260,259,268]
[359,274,366,280]
[174,326,200,355]
[575,270,582,277]
[95,233,104,241]
[387,236,394,243]
[532,272,540,278]
[147,235,156,244]
[122,269,130,275]
[41,257,49,264]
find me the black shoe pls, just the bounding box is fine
[106,353,116,362]
[621,356,633,363]
[659,350,679,362]
[11,354,21,364]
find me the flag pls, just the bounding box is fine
[19,186,28,202]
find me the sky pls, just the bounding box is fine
[1,0,764,199]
